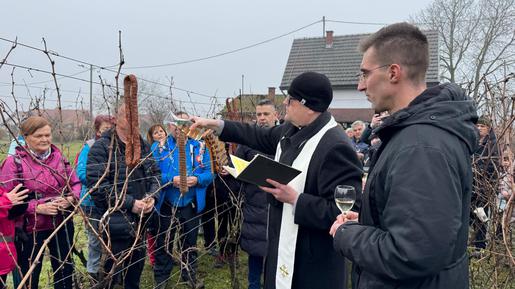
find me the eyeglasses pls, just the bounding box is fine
[256,112,271,117]
[356,64,391,82]
[285,95,297,106]
[281,89,306,107]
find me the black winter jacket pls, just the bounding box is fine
[236,144,269,257]
[334,83,478,289]
[86,130,161,213]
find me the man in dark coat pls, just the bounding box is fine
[237,98,279,289]
[330,23,478,289]
[191,71,363,289]
[470,116,499,252]
[87,104,161,289]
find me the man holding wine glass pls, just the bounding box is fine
[190,71,362,289]
[330,23,477,289]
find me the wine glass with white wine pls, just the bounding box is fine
[334,185,356,213]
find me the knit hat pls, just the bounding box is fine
[477,115,491,127]
[287,72,333,112]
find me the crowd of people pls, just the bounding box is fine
[0,22,513,289]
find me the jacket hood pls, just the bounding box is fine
[100,128,115,140]
[99,129,122,147]
[377,83,479,154]
[100,128,144,145]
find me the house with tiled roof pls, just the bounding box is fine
[280,30,439,125]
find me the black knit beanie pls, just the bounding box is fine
[287,71,333,112]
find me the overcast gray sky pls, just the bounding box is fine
[0,0,433,116]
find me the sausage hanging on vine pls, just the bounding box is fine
[123,74,141,168]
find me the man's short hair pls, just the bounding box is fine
[477,115,492,127]
[359,22,429,84]
[257,98,275,108]
[351,120,365,128]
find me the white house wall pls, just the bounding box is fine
[331,89,371,109]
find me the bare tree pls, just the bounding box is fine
[139,81,172,125]
[412,0,515,103]
[93,77,118,115]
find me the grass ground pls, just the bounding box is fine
[8,216,250,289]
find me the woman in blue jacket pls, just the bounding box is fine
[151,112,213,289]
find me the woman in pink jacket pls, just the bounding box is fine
[0,116,81,289]
[0,184,28,288]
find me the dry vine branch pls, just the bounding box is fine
[41,38,65,149]
[0,36,17,70]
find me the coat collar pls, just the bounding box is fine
[281,111,331,151]
[15,144,62,163]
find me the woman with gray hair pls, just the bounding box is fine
[1,116,81,289]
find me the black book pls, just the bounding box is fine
[223,154,301,188]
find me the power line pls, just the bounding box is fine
[0,37,217,99]
[0,36,115,70]
[0,68,96,88]
[0,81,92,96]
[0,94,83,105]
[123,19,323,69]
[0,91,217,108]
[23,67,95,86]
[0,63,218,106]
[326,15,515,27]
[325,19,389,26]
[1,62,104,86]
[0,82,218,106]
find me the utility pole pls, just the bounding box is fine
[240,74,244,122]
[89,64,93,122]
[241,74,244,96]
[323,16,325,37]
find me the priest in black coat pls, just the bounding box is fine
[192,71,362,289]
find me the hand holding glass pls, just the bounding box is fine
[334,185,356,213]
[164,112,205,140]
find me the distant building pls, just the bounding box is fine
[219,87,285,122]
[280,30,439,126]
[25,108,91,140]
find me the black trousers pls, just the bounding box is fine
[18,221,75,289]
[218,201,238,257]
[201,185,217,248]
[201,177,239,256]
[100,235,146,289]
[154,202,200,286]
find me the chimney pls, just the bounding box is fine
[268,87,276,99]
[325,30,334,48]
